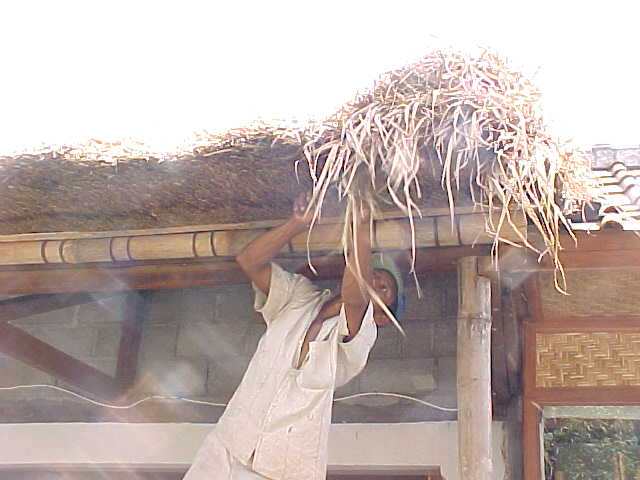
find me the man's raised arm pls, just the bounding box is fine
[340,207,373,339]
[235,192,313,295]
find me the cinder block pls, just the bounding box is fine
[433,318,457,356]
[0,357,55,387]
[10,305,79,327]
[334,374,361,397]
[76,295,127,325]
[149,289,186,325]
[206,355,252,400]
[136,357,208,396]
[140,325,178,359]
[442,273,459,317]
[369,325,403,359]
[93,326,123,357]
[177,321,248,360]
[215,285,260,323]
[181,287,217,324]
[359,358,437,402]
[436,356,457,394]
[400,320,435,358]
[21,326,97,358]
[402,275,447,320]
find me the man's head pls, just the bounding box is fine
[371,254,405,327]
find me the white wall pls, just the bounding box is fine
[0,422,508,480]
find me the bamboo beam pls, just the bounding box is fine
[0,292,120,323]
[0,206,483,242]
[0,211,525,267]
[0,322,123,400]
[457,257,493,480]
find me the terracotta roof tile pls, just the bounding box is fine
[571,147,640,230]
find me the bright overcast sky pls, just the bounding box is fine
[0,0,638,154]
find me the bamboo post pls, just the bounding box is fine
[457,256,493,480]
[616,451,625,480]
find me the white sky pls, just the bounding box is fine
[0,0,638,154]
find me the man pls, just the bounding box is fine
[184,192,403,480]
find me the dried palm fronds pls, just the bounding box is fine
[303,49,593,293]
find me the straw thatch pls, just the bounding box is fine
[301,49,593,289]
[0,128,464,236]
[1,49,593,291]
[0,130,302,234]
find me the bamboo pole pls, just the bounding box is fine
[0,212,526,267]
[457,256,493,480]
[616,451,625,480]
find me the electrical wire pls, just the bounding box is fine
[334,392,458,412]
[0,384,457,412]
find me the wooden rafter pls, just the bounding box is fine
[0,322,122,400]
[0,291,150,401]
[115,291,150,389]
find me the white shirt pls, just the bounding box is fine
[214,263,377,480]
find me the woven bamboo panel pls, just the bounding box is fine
[536,332,640,387]
[539,270,640,317]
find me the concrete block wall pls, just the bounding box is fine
[0,271,459,423]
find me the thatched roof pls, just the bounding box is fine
[0,130,460,235]
[0,49,595,253]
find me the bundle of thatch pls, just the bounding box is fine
[301,49,593,290]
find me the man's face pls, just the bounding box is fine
[371,269,398,326]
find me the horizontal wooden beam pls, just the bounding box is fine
[0,292,121,323]
[525,386,640,405]
[0,323,123,400]
[0,260,247,295]
[480,230,640,274]
[0,246,490,294]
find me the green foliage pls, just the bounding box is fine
[545,419,640,479]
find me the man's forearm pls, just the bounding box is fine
[237,191,314,295]
[341,214,373,337]
[236,217,306,272]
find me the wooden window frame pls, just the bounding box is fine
[522,316,640,479]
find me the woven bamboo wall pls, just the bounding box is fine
[538,270,640,317]
[536,332,640,387]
